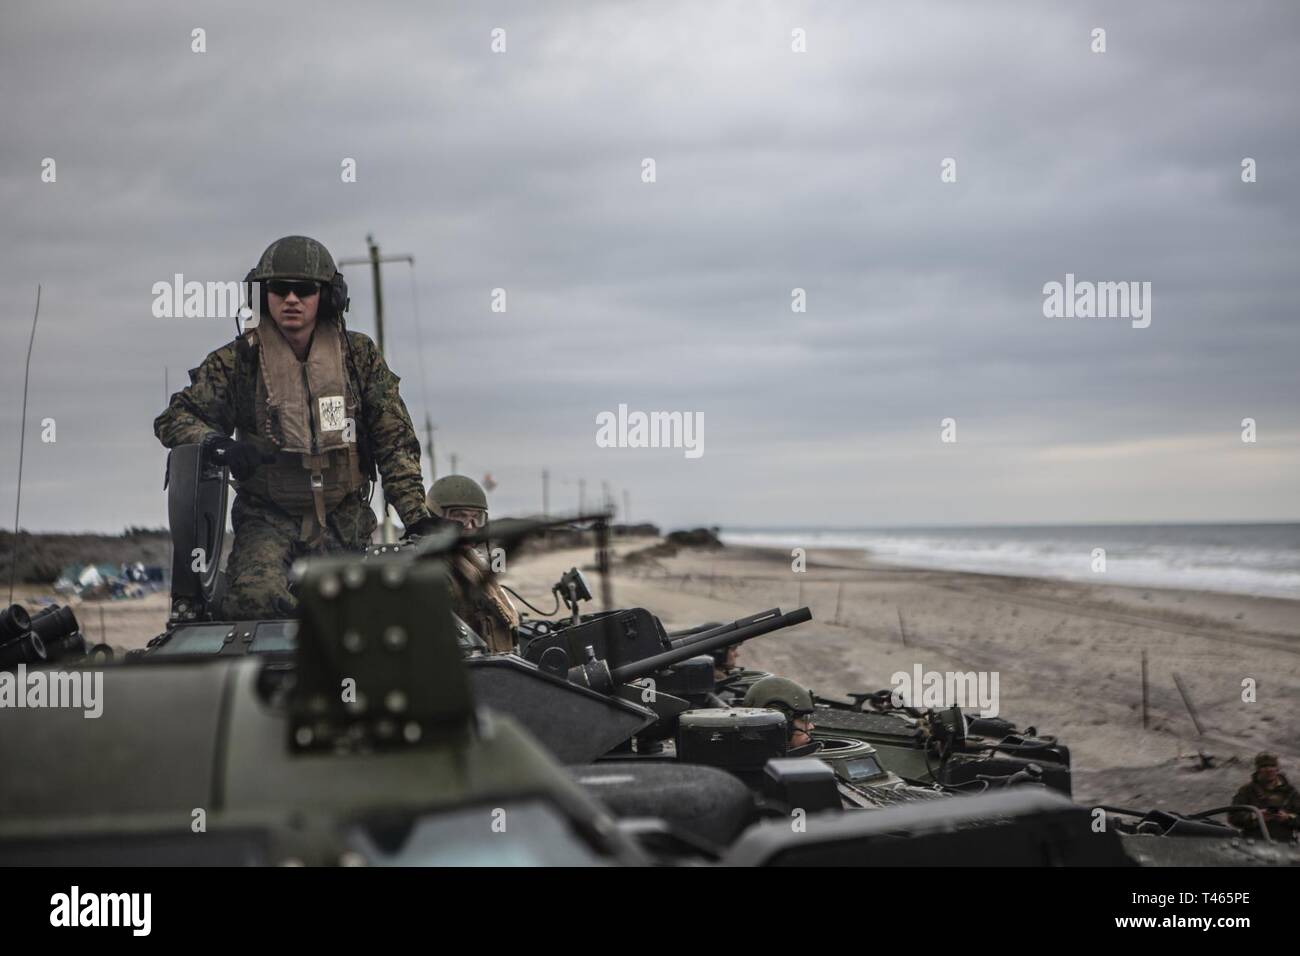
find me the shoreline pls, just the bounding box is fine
[793,545,1300,647]
[718,530,1300,602]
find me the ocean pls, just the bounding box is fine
[719,523,1300,600]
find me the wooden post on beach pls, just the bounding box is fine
[1171,671,1205,737]
[99,605,106,643]
[1140,649,1149,729]
[833,582,843,624]
[897,607,909,647]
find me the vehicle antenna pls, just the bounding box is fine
[9,286,41,605]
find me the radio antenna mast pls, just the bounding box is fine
[10,285,41,604]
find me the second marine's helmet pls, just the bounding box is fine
[427,474,490,516]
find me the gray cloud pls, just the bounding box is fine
[2,0,1297,531]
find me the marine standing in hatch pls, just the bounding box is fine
[155,236,441,620]
[426,475,520,654]
[1229,752,1300,842]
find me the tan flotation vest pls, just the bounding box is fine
[450,546,520,654]
[236,316,365,543]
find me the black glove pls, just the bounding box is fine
[404,514,457,539]
[205,436,275,481]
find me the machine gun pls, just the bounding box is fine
[463,604,811,764]
[808,691,1074,796]
[522,605,810,694]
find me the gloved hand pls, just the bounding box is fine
[204,436,275,481]
[404,514,457,539]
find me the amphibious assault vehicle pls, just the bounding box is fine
[0,443,1293,865]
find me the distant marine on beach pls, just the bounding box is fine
[1230,753,1300,842]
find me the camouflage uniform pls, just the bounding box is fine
[1230,769,1300,842]
[155,330,429,619]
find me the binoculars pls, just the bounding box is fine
[0,602,86,668]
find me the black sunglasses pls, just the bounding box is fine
[266,279,321,299]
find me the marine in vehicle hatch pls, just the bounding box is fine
[1229,752,1300,842]
[712,643,741,683]
[426,474,520,654]
[743,675,822,756]
[154,235,440,620]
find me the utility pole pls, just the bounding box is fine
[339,235,414,354]
[424,416,437,481]
[450,453,459,475]
[339,235,414,542]
[542,469,550,517]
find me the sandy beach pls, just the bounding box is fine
[504,539,1300,812]
[27,535,1298,812]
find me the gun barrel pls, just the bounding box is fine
[611,606,811,684]
[667,608,782,652]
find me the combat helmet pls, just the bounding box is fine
[743,675,815,719]
[427,474,489,516]
[245,236,349,320]
[249,235,338,283]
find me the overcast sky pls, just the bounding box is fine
[3,1,1298,533]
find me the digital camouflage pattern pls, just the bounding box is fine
[155,329,430,619]
[221,494,377,619]
[156,330,428,524]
